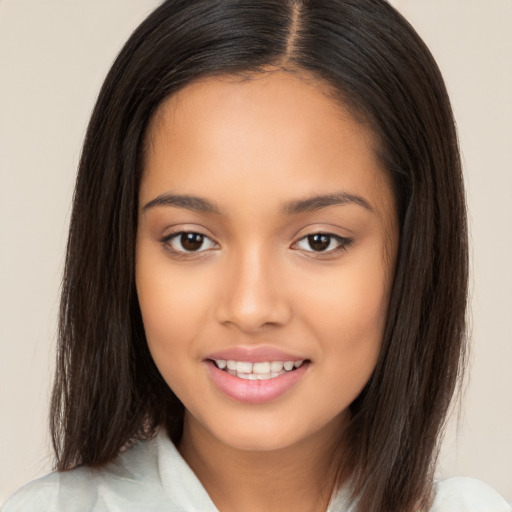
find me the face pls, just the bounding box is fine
[136,71,398,453]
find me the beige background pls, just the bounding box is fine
[0,0,511,504]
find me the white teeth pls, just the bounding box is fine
[237,373,251,380]
[236,371,286,380]
[235,361,253,373]
[215,358,306,377]
[252,362,271,374]
[270,361,284,372]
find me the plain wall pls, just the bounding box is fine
[1,0,511,504]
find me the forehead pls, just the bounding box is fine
[141,71,394,224]
[147,70,372,155]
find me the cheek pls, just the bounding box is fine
[296,246,392,375]
[303,252,390,331]
[135,247,214,380]
[292,262,390,423]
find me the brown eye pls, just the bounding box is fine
[307,234,330,251]
[163,231,217,253]
[294,233,352,254]
[181,233,205,251]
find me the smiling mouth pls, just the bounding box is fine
[210,359,307,380]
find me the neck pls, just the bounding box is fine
[179,414,348,512]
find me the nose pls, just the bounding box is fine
[215,246,292,333]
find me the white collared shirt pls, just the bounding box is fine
[3,431,510,512]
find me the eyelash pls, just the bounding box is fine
[160,231,353,257]
[292,233,353,255]
[161,231,217,256]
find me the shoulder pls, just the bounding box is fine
[2,432,218,512]
[431,477,511,512]
[1,435,166,512]
[2,472,60,512]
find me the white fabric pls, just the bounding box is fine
[3,431,510,512]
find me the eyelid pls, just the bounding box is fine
[158,226,352,258]
[159,223,217,245]
[161,229,218,256]
[292,232,353,255]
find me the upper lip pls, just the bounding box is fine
[206,346,307,363]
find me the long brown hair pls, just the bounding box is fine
[51,1,468,511]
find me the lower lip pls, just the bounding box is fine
[205,361,309,404]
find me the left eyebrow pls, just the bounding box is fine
[283,191,374,215]
[142,193,221,214]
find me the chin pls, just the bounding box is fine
[201,409,346,454]
[217,428,303,452]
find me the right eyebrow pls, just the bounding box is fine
[283,191,374,215]
[142,193,222,215]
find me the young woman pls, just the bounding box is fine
[4,1,511,511]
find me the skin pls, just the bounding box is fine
[136,70,399,512]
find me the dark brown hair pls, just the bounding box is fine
[51,1,468,511]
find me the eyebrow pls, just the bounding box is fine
[142,190,374,215]
[142,193,221,214]
[283,192,374,214]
